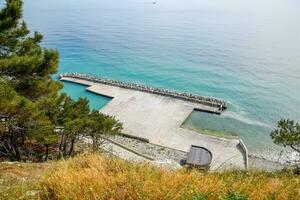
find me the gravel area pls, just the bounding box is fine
[101,141,148,162]
[108,135,187,164]
[81,135,186,169]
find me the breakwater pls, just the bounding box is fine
[59,73,228,111]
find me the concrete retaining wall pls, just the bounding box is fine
[239,139,249,169]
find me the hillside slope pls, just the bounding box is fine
[0,153,299,200]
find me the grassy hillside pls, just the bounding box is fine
[0,153,299,200]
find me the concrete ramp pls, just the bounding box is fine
[61,77,247,170]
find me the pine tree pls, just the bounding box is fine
[271,119,300,153]
[86,110,122,151]
[0,79,35,160]
[60,97,90,156]
[0,0,62,99]
[0,0,61,160]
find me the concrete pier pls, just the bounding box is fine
[60,76,247,170]
[59,73,227,112]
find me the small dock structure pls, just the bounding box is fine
[59,73,248,170]
[186,145,213,169]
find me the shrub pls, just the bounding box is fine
[224,192,248,200]
[293,165,300,176]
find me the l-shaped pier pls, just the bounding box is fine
[60,73,247,170]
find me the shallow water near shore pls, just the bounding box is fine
[20,0,300,163]
[61,82,111,109]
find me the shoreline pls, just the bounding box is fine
[180,124,238,139]
[182,123,300,167]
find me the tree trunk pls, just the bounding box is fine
[7,126,21,161]
[290,145,300,153]
[63,134,68,156]
[59,131,65,151]
[45,144,49,161]
[69,138,75,156]
[92,134,97,151]
[3,140,13,160]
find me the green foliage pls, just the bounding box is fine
[29,115,57,146]
[36,92,67,125]
[58,97,123,155]
[223,193,249,200]
[86,110,123,151]
[188,193,208,200]
[292,165,300,176]
[270,119,300,153]
[0,0,61,98]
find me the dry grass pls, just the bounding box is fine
[39,153,300,200]
[0,162,52,200]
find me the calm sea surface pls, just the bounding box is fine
[19,0,300,162]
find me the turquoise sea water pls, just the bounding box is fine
[19,0,300,162]
[61,82,111,109]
